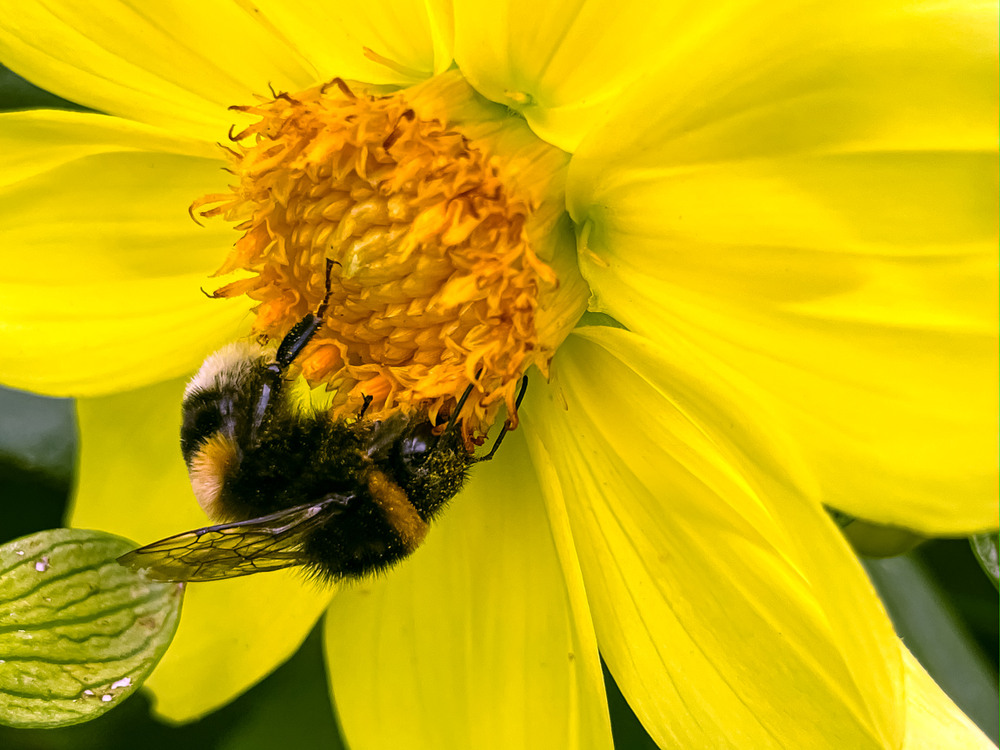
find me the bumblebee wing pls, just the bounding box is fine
[118,494,352,582]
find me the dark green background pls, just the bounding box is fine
[1,64,996,749]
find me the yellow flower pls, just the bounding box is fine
[0,1,996,748]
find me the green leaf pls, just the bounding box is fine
[0,528,183,728]
[970,533,999,591]
[0,63,92,113]
[864,553,999,742]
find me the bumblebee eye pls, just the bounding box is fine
[399,429,432,470]
[180,399,224,462]
[197,407,224,434]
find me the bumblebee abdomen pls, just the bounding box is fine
[186,432,241,519]
[301,469,429,580]
[366,470,429,552]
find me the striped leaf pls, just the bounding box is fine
[970,533,999,591]
[0,528,183,727]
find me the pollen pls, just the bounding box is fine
[193,72,586,439]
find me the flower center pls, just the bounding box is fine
[193,73,585,438]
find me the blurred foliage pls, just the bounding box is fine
[970,534,999,591]
[0,63,91,112]
[865,550,999,742]
[0,387,76,542]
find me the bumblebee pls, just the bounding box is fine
[119,261,523,582]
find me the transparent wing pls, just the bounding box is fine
[117,494,352,582]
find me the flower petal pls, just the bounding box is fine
[902,646,997,750]
[567,2,998,533]
[523,328,904,749]
[146,572,332,723]
[0,0,318,140]
[325,428,613,750]
[453,0,754,151]
[69,378,333,722]
[0,109,216,177]
[0,112,251,395]
[252,0,452,85]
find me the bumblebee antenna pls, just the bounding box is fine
[475,376,528,463]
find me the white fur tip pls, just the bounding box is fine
[185,341,272,398]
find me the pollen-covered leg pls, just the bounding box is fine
[476,376,528,463]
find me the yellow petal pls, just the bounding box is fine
[567,2,998,534]
[0,0,319,140]
[0,115,251,395]
[70,378,333,722]
[325,428,613,750]
[0,109,216,179]
[453,0,753,151]
[902,646,998,750]
[252,0,452,85]
[147,572,332,723]
[567,2,995,165]
[523,328,903,749]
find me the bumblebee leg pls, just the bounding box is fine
[315,258,337,318]
[435,370,482,449]
[446,379,477,429]
[475,376,528,463]
[358,394,374,419]
[255,259,339,443]
[274,259,337,368]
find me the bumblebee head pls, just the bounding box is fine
[395,419,471,519]
[180,342,271,458]
[180,342,273,518]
